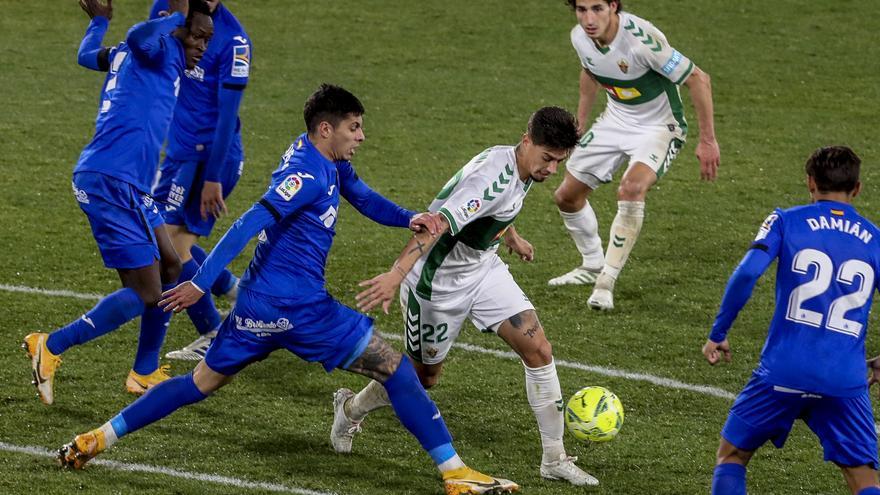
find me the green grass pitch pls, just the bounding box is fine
[0,0,878,493]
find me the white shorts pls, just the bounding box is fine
[566,116,685,190]
[399,256,534,365]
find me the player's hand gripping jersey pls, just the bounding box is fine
[713,201,880,397]
[414,146,533,300]
[570,11,694,133]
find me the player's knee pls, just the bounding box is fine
[617,178,649,201]
[554,187,585,212]
[522,337,553,368]
[716,440,751,466]
[137,287,163,308]
[161,257,182,285]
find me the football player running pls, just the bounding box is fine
[334,107,599,486]
[550,0,720,311]
[704,147,880,495]
[58,84,518,495]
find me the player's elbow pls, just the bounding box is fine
[687,67,711,89]
[77,49,99,71]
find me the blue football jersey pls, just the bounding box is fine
[237,134,342,298]
[74,16,186,194]
[151,1,250,162]
[754,200,880,397]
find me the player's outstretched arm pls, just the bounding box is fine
[683,67,720,181]
[704,248,775,364]
[159,202,275,312]
[77,0,113,71]
[338,163,420,229]
[356,213,449,314]
[503,226,534,262]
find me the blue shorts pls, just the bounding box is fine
[153,157,244,237]
[204,288,374,376]
[73,172,163,270]
[722,374,878,469]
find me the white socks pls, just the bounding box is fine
[524,360,566,464]
[99,421,118,449]
[346,379,391,421]
[559,203,604,271]
[596,201,645,290]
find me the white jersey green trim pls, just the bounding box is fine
[571,11,694,131]
[414,146,530,299]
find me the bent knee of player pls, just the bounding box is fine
[192,360,231,395]
[617,177,651,201]
[553,186,586,212]
[716,438,752,466]
[160,256,182,284]
[522,337,553,368]
[414,364,442,389]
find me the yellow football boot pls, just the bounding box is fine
[126,364,171,395]
[22,332,62,405]
[443,466,519,495]
[58,429,106,470]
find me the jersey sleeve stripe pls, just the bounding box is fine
[749,242,769,252]
[439,207,459,235]
[673,61,695,85]
[259,198,282,221]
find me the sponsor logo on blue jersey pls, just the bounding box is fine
[232,45,250,78]
[661,50,683,75]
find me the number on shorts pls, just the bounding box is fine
[422,323,448,343]
[785,248,874,337]
[577,131,594,149]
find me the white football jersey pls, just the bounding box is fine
[571,11,694,131]
[411,146,533,299]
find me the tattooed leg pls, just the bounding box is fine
[497,310,553,367]
[346,334,403,383]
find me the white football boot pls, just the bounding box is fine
[587,287,614,311]
[548,267,601,286]
[165,330,217,361]
[330,388,362,453]
[540,454,599,486]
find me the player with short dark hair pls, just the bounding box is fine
[703,147,880,495]
[23,0,213,404]
[336,107,599,486]
[566,0,622,14]
[147,0,253,363]
[57,84,519,495]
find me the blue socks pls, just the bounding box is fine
[132,283,176,375]
[190,244,237,297]
[115,372,207,437]
[858,488,880,495]
[383,356,455,463]
[46,288,145,355]
[712,463,746,495]
[180,258,222,335]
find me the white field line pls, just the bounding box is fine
[379,333,736,400]
[0,283,736,400]
[0,442,336,495]
[0,284,102,300]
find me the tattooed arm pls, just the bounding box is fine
[356,213,450,314]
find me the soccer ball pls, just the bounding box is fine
[565,386,624,442]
